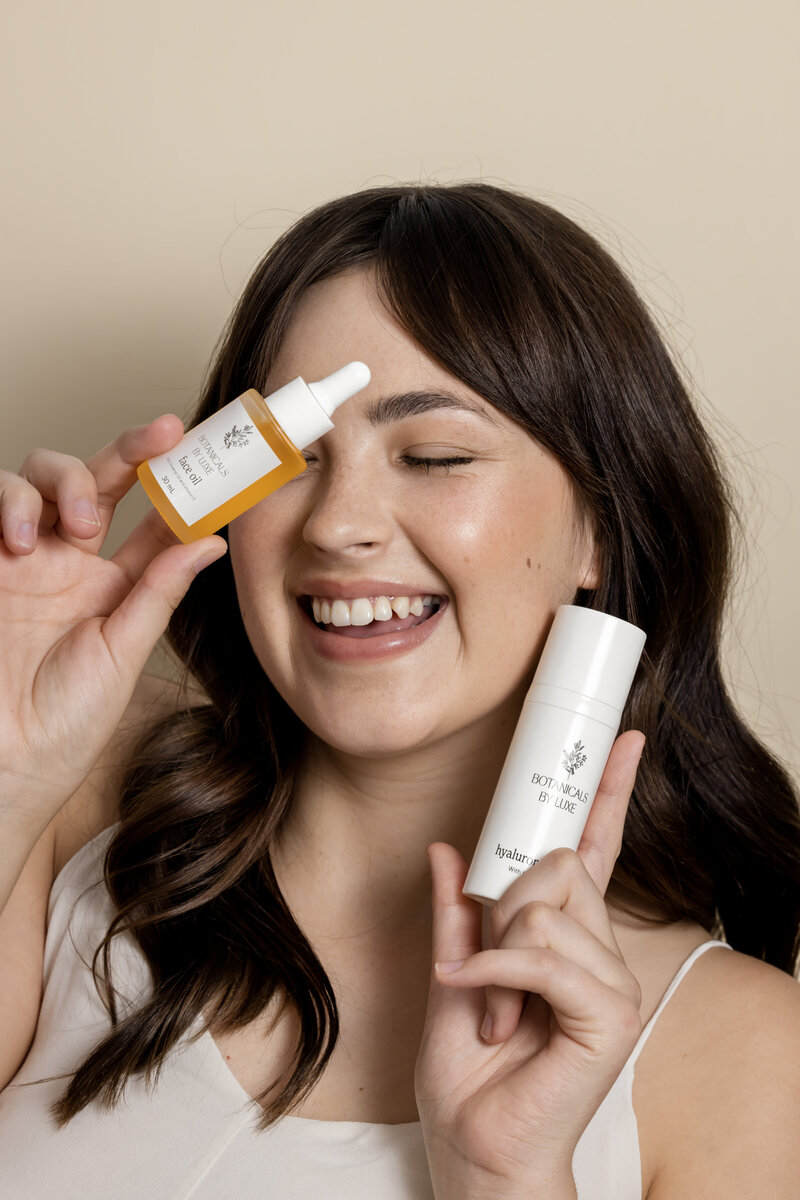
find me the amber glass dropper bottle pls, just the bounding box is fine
[137,361,370,542]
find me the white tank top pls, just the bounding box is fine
[0,825,731,1199]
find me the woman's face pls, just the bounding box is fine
[227,269,600,757]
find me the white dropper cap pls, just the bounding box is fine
[264,361,371,450]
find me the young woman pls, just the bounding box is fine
[0,183,798,1199]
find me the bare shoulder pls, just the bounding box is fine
[53,673,204,878]
[638,944,800,1198]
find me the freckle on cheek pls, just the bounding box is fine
[526,558,531,568]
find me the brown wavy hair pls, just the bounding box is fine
[44,182,800,1130]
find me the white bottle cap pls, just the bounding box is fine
[529,606,646,719]
[264,361,371,450]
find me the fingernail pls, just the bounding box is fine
[434,959,465,975]
[480,1012,494,1041]
[17,521,36,549]
[74,498,101,527]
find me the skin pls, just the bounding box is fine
[228,267,603,919]
[4,267,799,1200]
[224,268,644,1195]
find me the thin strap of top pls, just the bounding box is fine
[628,938,732,1068]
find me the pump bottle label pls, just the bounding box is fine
[464,702,617,903]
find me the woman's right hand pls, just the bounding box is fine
[0,416,227,839]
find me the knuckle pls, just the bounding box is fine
[616,995,643,1040]
[18,449,44,475]
[0,472,35,502]
[533,945,559,976]
[546,846,583,878]
[519,899,554,941]
[21,448,86,482]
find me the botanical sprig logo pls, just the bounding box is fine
[561,740,587,777]
[223,423,254,450]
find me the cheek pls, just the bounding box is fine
[449,482,582,652]
[450,481,574,585]
[227,493,299,586]
[226,510,295,662]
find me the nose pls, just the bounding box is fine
[301,455,395,559]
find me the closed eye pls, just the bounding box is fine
[299,452,477,474]
[402,455,475,473]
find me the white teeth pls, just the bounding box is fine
[372,596,393,621]
[349,597,374,626]
[330,599,351,626]
[308,592,442,627]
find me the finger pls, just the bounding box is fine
[434,946,642,1054]
[487,731,645,959]
[100,535,227,678]
[110,506,184,587]
[487,849,616,1048]
[577,729,645,896]
[19,415,185,551]
[486,787,642,1054]
[0,468,46,554]
[83,413,185,532]
[491,845,619,963]
[427,843,485,1023]
[18,450,103,543]
[482,903,641,1044]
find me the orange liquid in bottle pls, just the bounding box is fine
[137,389,307,543]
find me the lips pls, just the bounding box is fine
[295,593,449,661]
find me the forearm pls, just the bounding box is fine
[0,806,50,915]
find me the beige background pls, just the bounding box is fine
[1,0,797,781]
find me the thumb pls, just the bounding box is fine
[101,536,227,678]
[427,841,484,976]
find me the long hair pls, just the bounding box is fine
[48,182,800,1130]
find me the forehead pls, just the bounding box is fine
[273,269,406,364]
[265,269,587,524]
[268,269,494,419]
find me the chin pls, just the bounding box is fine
[302,714,447,759]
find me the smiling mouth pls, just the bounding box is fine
[298,595,446,638]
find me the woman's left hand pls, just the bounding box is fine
[415,730,646,1200]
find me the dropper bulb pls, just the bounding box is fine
[308,361,371,416]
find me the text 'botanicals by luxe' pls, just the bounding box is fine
[463,605,646,905]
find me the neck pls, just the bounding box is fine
[270,699,523,938]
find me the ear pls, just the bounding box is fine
[576,521,602,591]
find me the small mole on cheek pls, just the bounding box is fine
[526,558,531,568]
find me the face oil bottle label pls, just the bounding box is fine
[147,399,281,525]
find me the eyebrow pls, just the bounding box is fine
[364,390,502,428]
